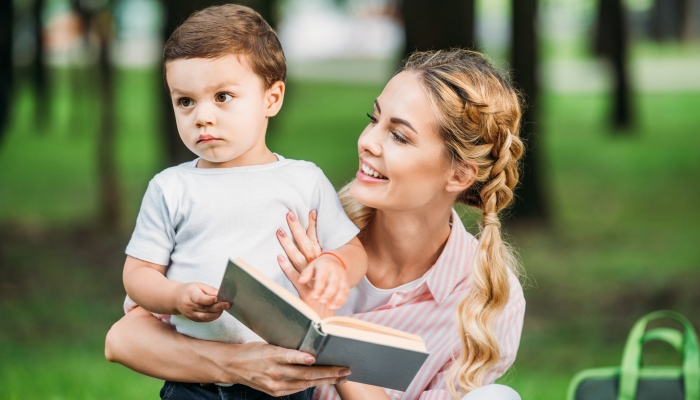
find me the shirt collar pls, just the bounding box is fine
[421,208,478,305]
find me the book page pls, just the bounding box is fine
[322,316,424,342]
[320,321,428,353]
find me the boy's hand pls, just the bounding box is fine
[174,282,230,322]
[298,254,350,311]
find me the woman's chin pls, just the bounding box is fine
[349,181,384,210]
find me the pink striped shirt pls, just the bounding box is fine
[314,209,526,400]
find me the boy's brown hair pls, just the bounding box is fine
[164,4,286,89]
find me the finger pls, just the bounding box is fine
[287,211,316,261]
[191,287,218,306]
[278,255,310,295]
[189,310,223,322]
[298,262,315,285]
[306,210,322,258]
[329,282,350,311]
[311,266,331,300]
[277,228,309,272]
[319,272,339,305]
[196,301,230,313]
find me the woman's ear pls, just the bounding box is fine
[445,162,478,194]
[265,81,285,117]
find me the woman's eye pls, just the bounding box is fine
[391,131,408,144]
[216,93,233,103]
[179,98,194,108]
[366,113,378,124]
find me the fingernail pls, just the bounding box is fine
[277,255,285,263]
[336,378,348,384]
[339,369,351,376]
[311,210,317,220]
[288,211,297,221]
[305,355,315,363]
[277,229,286,238]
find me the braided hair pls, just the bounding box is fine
[339,49,524,397]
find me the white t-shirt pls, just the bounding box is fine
[125,155,360,343]
[337,276,423,315]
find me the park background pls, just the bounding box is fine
[1,0,699,399]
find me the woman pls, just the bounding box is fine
[105,49,526,400]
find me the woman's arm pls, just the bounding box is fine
[105,307,350,397]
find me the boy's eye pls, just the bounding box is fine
[215,93,233,103]
[178,98,194,108]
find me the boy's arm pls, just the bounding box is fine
[123,256,228,321]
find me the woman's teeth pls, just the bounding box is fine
[361,163,387,179]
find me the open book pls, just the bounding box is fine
[217,258,430,391]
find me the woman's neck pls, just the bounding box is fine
[363,206,453,289]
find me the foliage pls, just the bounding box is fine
[0,71,699,399]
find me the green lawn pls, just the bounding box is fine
[1,68,699,399]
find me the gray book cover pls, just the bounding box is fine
[217,258,430,391]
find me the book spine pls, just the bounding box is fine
[298,322,326,356]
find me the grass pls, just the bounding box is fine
[1,68,699,399]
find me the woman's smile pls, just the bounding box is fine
[358,158,388,181]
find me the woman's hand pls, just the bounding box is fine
[277,210,339,318]
[105,306,350,396]
[227,341,350,396]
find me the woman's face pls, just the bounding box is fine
[350,71,460,212]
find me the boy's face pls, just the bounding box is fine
[166,54,284,168]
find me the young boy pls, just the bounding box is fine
[121,5,366,398]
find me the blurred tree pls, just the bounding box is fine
[94,9,122,231]
[159,0,279,167]
[510,0,550,223]
[32,0,48,129]
[400,0,475,58]
[594,0,633,130]
[651,0,692,41]
[0,0,12,143]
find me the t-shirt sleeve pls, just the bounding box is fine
[125,180,175,266]
[312,171,360,251]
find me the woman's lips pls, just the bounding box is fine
[356,160,388,183]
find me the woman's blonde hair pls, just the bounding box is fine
[339,49,524,397]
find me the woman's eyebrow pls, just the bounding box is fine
[390,117,419,135]
[374,100,381,113]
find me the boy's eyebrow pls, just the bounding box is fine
[169,82,241,96]
[374,99,419,135]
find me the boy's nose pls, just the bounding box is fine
[194,105,217,127]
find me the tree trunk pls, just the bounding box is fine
[509,0,550,223]
[33,0,48,129]
[400,0,475,59]
[651,0,690,41]
[0,0,13,143]
[96,12,122,231]
[595,0,633,130]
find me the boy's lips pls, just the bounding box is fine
[197,134,221,144]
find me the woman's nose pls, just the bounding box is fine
[357,126,382,156]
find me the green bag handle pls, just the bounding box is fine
[618,310,700,400]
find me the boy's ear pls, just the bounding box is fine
[445,161,478,195]
[265,81,285,117]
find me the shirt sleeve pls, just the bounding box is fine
[311,170,360,251]
[125,179,176,266]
